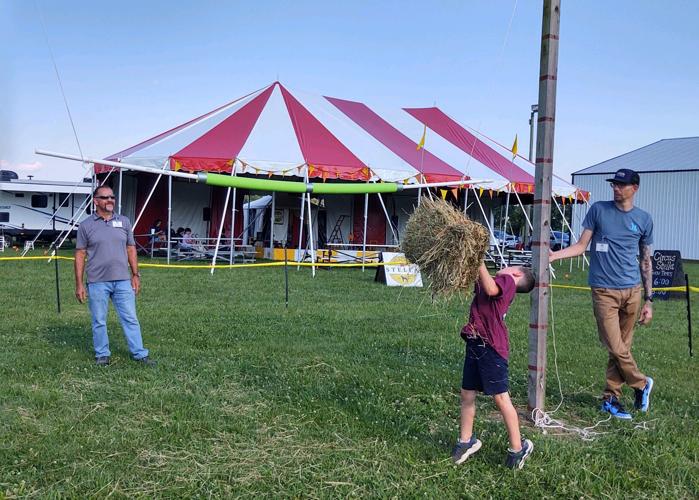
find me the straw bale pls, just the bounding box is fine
[401,197,489,297]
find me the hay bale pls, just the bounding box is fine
[401,197,489,297]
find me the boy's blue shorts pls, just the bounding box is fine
[461,338,509,395]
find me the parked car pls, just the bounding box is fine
[492,230,521,249]
[550,230,570,250]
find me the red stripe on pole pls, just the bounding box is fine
[528,364,545,372]
[532,199,551,205]
[543,34,560,40]
[535,158,554,163]
[539,75,558,81]
[537,117,555,122]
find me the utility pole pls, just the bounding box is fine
[528,0,560,413]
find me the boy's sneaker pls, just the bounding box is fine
[601,396,632,420]
[634,376,654,412]
[505,438,534,469]
[95,356,110,366]
[451,435,482,464]
[134,356,157,367]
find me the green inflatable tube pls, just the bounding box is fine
[201,172,401,194]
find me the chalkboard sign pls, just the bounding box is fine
[652,250,684,300]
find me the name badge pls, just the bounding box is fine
[596,243,609,253]
[112,220,123,228]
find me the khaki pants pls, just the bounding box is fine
[591,286,646,399]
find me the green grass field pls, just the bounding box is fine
[1,252,697,498]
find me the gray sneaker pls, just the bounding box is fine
[134,356,157,367]
[505,438,534,469]
[450,435,482,464]
[95,356,110,366]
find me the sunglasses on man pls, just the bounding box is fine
[95,195,116,200]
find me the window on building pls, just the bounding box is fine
[31,195,48,208]
[14,193,25,197]
[58,193,70,206]
[0,212,9,223]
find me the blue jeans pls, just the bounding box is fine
[87,280,148,360]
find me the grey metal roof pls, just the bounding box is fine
[573,137,699,175]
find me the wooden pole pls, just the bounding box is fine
[528,0,560,413]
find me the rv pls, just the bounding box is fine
[0,170,92,246]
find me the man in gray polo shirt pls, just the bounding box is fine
[75,185,155,366]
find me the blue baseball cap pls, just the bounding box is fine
[606,168,640,185]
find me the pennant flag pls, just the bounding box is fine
[528,184,533,193]
[173,160,182,172]
[569,195,574,204]
[451,188,459,199]
[267,171,273,178]
[479,187,484,197]
[440,189,447,200]
[510,134,518,159]
[416,125,426,150]
[488,189,493,198]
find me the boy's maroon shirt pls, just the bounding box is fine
[460,274,517,360]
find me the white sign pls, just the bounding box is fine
[382,252,423,287]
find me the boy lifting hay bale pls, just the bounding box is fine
[402,197,537,469]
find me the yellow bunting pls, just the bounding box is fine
[440,189,447,200]
[479,187,484,197]
[510,134,518,159]
[416,124,426,150]
[173,160,182,172]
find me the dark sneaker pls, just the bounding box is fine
[505,438,534,469]
[601,396,632,420]
[450,435,482,464]
[634,376,654,412]
[95,356,110,366]
[134,356,157,367]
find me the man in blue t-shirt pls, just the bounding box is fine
[550,168,654,421]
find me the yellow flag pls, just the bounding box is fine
[440,189,447,200]
[479,187,484,197]
[416,125,426,150]
[511,134,518,159]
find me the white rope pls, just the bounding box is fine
[530,284,654,440]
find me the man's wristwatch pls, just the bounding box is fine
[133,272,141,278]
[644,293,654,302]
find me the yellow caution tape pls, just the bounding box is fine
[1,256,697,292]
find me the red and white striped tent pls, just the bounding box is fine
[97,82,586,252]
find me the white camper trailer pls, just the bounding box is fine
[0,171,92,246]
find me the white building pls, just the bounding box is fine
[571,137,699,260]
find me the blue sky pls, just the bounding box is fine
[2,0,698,183]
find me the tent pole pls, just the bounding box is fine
[210,185,232,275]
[270,191,276,259]
[230,186,237,265]
[501,185,511,260]
[118,168,123,214]
[167,175,172,265]
[372,182,397,245]
[306,171,316,277]
[133,162,169,231]
[513,189,533,232]
[297,191,306,269]
[472,187,506,266]
[463,186,469,216]
[552,195,588,267]
[361,192,368,271]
